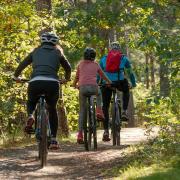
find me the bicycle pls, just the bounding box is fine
[35,94,51,167]
[100,83,122,146]
[83,95,97,151]
[110,83,122,146]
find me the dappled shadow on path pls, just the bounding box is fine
[0,128,149,179]
[0,141,129,179]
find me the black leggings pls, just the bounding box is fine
[27,80,59,138]
[101,79,130,130]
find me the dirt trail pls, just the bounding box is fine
[0,128,157,180]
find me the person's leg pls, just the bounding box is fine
[44,81,59,139]
[95,87,105,120]
[43,81,59,149]
[77,85,99,143]
[101,86,112,141]
[77,86,88,143]
[27,81,41,117]
[25,81,42,133]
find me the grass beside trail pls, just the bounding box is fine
[0,131,77,149]
[105,141,180,180]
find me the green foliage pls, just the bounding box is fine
[135,85,179,148]
[0,1,44,141]
[119,150,180,180]
[105,142,180,179]
[62,82,79,131]
[0,0,179,148]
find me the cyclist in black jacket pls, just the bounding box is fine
[13,32,71,149]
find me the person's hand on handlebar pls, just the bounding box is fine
[128,82,136,89]
[71,83,79,89]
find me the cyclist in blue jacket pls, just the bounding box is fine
[99,42,136,141]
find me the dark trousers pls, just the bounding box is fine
[27,81,59,138]
[101,79,130,130]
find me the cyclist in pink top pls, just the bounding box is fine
[72,47,111,144]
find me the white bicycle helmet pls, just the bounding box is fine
[110,42,121,50]
[40,32,59,45]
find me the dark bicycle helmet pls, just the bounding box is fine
[84,47,96,61]
[110,42,121,50]
[40,32,59,45]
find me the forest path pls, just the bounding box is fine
[0,128,158,180]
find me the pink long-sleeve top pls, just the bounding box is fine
[75,60,104,87]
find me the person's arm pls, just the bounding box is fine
[124,57,136,87]
[98,66,112,84]
[99,56,106,70]
[96,56,106,83]
[14,52,33,78]
[57,48,71,81]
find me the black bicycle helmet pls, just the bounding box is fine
[40,32,59,45]
[84,47,96,61]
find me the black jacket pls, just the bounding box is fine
[14,44,71,80]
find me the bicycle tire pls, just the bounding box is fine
[92,99,97,150]
[83,106,88,151]
[39,105,48,167]
[116,101,121,146]
[88,100,92,150]
[111,98,116,146]
[34,105,41,160]
[116,126,120,146]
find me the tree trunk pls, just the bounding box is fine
[36,0,53,35]
[145,53,150,89]
[160,62,170,97]
[36,0,52,12]
[127,92,135,127]
[150,54,155,89]
[58,88,69,137]
[123,27,135,127]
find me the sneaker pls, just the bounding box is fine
[122,111,128,122]
[49,140,59,150]
[24,116,35,134]
[77,131,84,144]
[102,131,111,142]
[96,107,105,121]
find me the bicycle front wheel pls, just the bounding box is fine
[111,99,116,146]
[39,109,48,167]
[92,98,97,150]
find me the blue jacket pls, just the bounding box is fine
[99,55,136,87]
